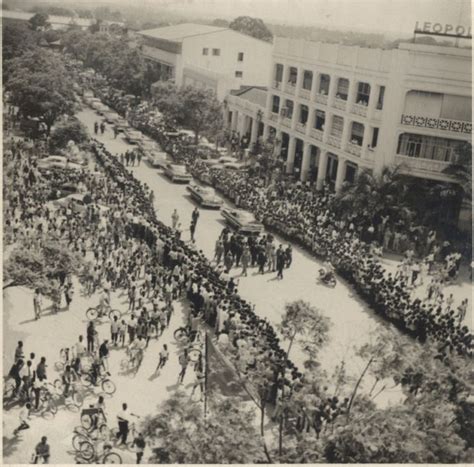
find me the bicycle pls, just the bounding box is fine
[53,379,84,408]
[81,371,116,395]
[120,348,144,373]
[86,304,122,322]
[37,382,59,416]
[99,414,140,452]
[173,327,203,363]
[3,377,17,406]
[54,347,71,371]
[75,441,122,464]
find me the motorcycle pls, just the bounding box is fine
[317,268,336,288]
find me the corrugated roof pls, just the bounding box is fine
[138,23,227,42]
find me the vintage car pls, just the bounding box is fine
[147,151,169,168]
[37,156,83,171]
[103,111,116,124]
[111,116,128,132]
[202,156,237,167]
[186,184,222,209]
[221,208,264,234]
[95,103,109,116]
[124,130,144,145]
[50,193,109,214]
[89,98,102,109]
[164,163,192,183]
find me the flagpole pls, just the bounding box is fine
[204,331,208,421]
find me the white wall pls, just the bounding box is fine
[181,30,272,93]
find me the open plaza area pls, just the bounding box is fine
[2,0,473,464]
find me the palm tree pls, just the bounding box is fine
[334,166,413,222]
[442,142,472,199]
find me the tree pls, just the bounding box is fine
[49,117,89,152]
[142,391,265,463]
[3,241,85,297]
[5,49,76,135]
[212,18,229,27]
[334,166,413,223]
[153,84,223,143]
[442,141,472,199]
[275,301,331,457]
[229,16,273,42]
[2,21,40,61]
[29,13,50,31]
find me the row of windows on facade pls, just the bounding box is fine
[271,96,377,145]
[274,64,385,109]
[202,48,245,61]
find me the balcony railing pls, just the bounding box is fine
[285,83,296,95]
[299,88,311,100]
[310,128,324,141]
[351,103,368,117]
[346,142,362,157]
[400,114,472,135]
[315,93,328,105]
[296,122,306,134]
[395,154,452,173]
[333,98,347,111]
[281,117,292,127]
[327,134,341,148]
[269,113,279,122]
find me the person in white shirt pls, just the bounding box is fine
[14,403,31,435]
[155,344,169,373]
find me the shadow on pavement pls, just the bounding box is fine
[3,435,22,458]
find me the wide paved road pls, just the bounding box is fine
[77,107,413,406]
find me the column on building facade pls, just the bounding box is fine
[327,74,337,107]
[305,105,316,138]
[335,158,347,192]
[341,117,351,149]
[262,124,270,141]
[285,136,296,173]
[231,110,238,132]
[347,77,358,106]
[300,143,312,181]
[295,66,304,94]
[361,124,371,159]
[366,81,377,120]
[316,151,329,190]
[310,70,318,101]
[250,117,259,144]
[273,129,282,157]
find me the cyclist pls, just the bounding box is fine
[91,395,107,431]
[89,352,103,387]
[7,358,24,396]
[33,436,50,464]
[127,336,145,369]
[61,365,78,397]
[97,290,110,318]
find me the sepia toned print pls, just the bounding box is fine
[2,0,472,464]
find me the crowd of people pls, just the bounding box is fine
[116,98,472,358]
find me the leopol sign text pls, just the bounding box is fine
[415,21,472,37]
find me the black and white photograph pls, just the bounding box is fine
[1,0,472,464]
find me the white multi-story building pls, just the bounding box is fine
[138,23,272,100]
[226,37,472,198]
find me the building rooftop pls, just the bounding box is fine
[1,9,93,27]
[138,23,227,43]
[232,86,268,108]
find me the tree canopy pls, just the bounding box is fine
[229,16,273,42]
[143,391,265,463]
[5,49,76,134]
[29,12,50,31]
[153,83,223,143]
[49,117,89,152]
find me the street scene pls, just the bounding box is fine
[2,0,473,464]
